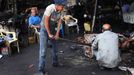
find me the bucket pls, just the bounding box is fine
[84,22,91,32]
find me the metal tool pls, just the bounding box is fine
[59,38,91,46]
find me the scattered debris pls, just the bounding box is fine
[0,54,3,59]
[70,45,78,50]
[28,64,34,69]
[74,34,97,58]
[76,37,85,43]
[119,66,134,75]
[59,50,64,54]
[91,72,96,75]
[83,46,93,58]
[84,34,97,44]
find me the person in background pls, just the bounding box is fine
[28,7,41,29]
[92,24,121,70]
[38,0,65,75]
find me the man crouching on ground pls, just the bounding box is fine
[91,24,121,70]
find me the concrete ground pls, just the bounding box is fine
[0,41,126,75]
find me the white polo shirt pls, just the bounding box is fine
[41,4,61,28]
[44,4,56,17]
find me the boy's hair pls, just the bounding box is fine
[30,7,38,14]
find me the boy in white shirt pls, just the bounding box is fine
[38,1,65,75]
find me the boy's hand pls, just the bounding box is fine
[54,34,59,40]
[48,34,54,39]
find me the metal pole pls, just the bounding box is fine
[91,0,98,32]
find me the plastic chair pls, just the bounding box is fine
[62,15,79,35]
[0,29,20,55]
[28,27,40,44]
[5,32,20,54]
[34,27,40,43]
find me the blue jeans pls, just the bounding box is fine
[38,28,58,71]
